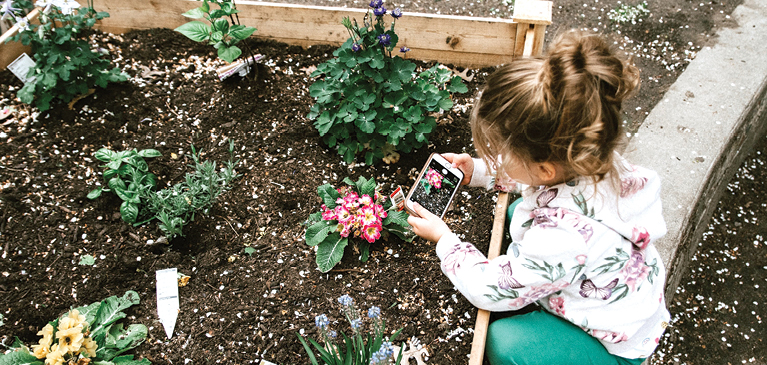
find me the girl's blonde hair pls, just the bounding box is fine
[471,30,639,186]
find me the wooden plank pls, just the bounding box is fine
[512,0,553,25]
[532,23,547,56]
[467,192,509,365]
[523,26,536,57]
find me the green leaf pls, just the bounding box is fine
[230,25,257,40]
[0,347,43,365]
[317,184,341,209]
[438,96,453,110]
[212,18,229,34]
[79,254,96,266]
[137,149,162,158]
[88,187,103,200]
[91,291,141,342]
[182,7,207,19]
[95,148,115,162]
[218,45,242,63]
[119,201,139,223]
[383,209,409,227]
[175,21,211,42]
[305,220,336,246]
[356,176,376,197]
[112,355,151,365]
[316,233,348,273]
[359,241,370,262]
[244,247,256,256]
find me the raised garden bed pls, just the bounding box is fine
[0,0,745,364]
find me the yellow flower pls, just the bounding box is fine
[55,325,84,354]
[58,310,87,331]
[45,344,65,365]
[66,309,87,326]
[38,323,55,340]
[31,343,50,359]
[80,337,97,358]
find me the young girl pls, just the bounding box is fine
[408,31,669,364]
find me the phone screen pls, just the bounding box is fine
[408,157,462,218]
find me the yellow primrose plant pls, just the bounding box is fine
[0,291,149,365]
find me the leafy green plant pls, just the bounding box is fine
[175,0,257,63]
[78,254,96,266]
[305,176,412,272]
[608,1,649,24]
[0,290,149,365]
[88,143,240,239]
[307,4,468,165]
[6,0,128,111]
[297,294,403,365]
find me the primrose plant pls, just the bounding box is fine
[305,176,412,272]
[6,0,128,111]
[0,291,149,365]
[420,167,455,195]
[308,2,468,165]
[175,0,258,64]
[297,294,403,365]
[88,142,240,240]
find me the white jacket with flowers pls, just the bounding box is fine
[435,158,670,359]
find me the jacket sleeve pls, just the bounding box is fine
[467,158,520,193]
[435,223,588,312]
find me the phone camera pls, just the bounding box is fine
[442,169,448,174]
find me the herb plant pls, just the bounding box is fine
[0,291,149,365]
[305,176,412,272]
[175,0,257,64]
[608,1,649,25]
[296,294,403,365]
[88,143,240,240]
[308,3,468,165]
[7,0,128,111]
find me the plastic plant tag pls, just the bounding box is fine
[389,186,405,211]
[156,268,180,339]
[8,53,35,84]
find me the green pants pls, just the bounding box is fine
[489,199,645,365]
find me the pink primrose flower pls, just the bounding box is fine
[337,223,351,237]
[576,254,587,266]
[425,168,443,189]
[631,226,651,250]
[620,250,650,292]
[359,194,373,206]
[362,223,382,243]
[374,203,387,219]
[322,208,337,221]
[509,280,569,308]
[335,206,353,223]
[360,206,379,226]
[549,296,566,316]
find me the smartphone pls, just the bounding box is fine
[405,153,464,219]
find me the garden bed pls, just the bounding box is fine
[0,0,745,363]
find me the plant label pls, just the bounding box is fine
[156,268,180,339]
[389,186,405,211]
[8,53,35,84]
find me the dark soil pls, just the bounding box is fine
[0,0,749,364]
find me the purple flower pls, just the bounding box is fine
[399,46,410,53]
[391,7,402,18]
[373,6,386,16]
[350,318,362,330]
[315,314,329,329]
[368,0,383,8]
[338,294,354,306]
[377,34,391,46]
[352,43,362,52]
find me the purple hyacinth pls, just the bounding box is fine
[391,8,402,18]
[369,0,383,8]
[373,6,387,16]
[399,46,410,53]
[377,34,391,46]
[352,43,362,52]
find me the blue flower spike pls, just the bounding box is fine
[391,8,403,19]
[315,314,329,329]
[373,6,387,16]
[367,306,381,318]
[338,294,354,307]
[377,34,391,46]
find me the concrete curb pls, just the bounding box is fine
[624,0,767,301]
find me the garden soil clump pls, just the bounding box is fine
[0,0,747,363]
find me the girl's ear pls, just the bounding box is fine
[535,162,559,183]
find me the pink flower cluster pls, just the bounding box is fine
[321,188,387,243]
[425,168,444,189]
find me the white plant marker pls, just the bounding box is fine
[7,53,35,84]
[156,268,180,339]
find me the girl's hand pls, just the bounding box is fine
[407,203,452,243]
[441,153,473,185]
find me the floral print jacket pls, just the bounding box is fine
[435,157,670,359]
